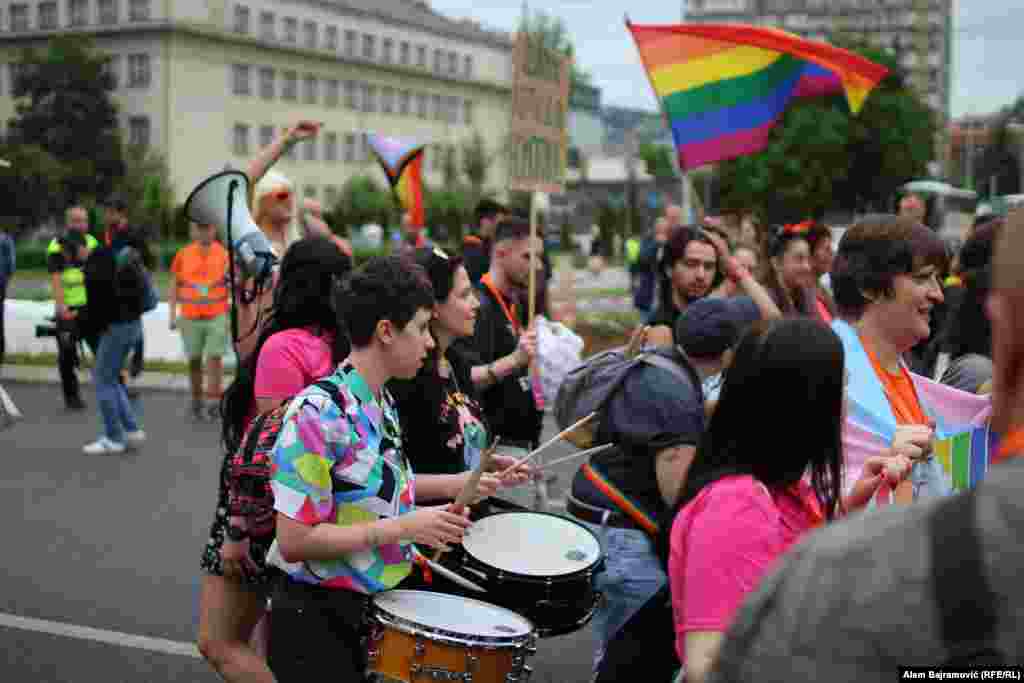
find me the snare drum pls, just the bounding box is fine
[366,590,537,683]
[449,511,604,637]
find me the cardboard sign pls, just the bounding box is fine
[508,31,571,195]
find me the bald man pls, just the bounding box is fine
[707,210,1023,680]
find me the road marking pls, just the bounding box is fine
[0,611,201,659]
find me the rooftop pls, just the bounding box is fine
[319,0,513,48]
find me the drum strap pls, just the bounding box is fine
[412,552,433,584]
[582,463,658,535]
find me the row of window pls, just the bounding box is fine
[231,123,466,174]
[230,65,474,125]
[232,4,475,80]
[3,0,150,31]
[4,54,150,94]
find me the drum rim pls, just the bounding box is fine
[461,511,604,579]
[370,590,536,648]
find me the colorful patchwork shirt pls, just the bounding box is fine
[267,360,415,593]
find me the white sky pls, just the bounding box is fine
[429,0,1024,118]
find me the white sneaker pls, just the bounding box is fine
[124,430,147,448]
[83,437,126,455]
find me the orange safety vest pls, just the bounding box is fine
[171,241,230,319]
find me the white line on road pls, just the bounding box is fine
[0,611,201,659]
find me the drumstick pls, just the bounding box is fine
[533,443,616,472]
[432,443,497,562]
[498,412,597,477]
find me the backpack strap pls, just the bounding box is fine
[929,489,1004,663]
[637,345,705,404]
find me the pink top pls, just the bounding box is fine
[254,328,336,401]
[668,475,820,664]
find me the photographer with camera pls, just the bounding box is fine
[46,206,99,411]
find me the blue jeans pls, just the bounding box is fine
[585,523,667,672]
[94,319,142,442]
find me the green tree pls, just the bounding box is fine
[442,144,460,189]
[518,9,591,91]
[6,36,124,208]
[0,141,70,234]
[461,133,490,198]
[638,143,677,180]
[114,143,175,241]
[717,47,934,221]
[334,176,394,232]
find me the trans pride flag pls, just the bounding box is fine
[626,22,890,171]
[368,134,426,227]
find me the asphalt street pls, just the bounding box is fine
[0,380,598,683]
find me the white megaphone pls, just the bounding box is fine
[183,169,277,284]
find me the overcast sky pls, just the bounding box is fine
[430,0,1023,118]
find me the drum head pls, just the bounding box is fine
[373,590,533,640]
[463,512,602,577]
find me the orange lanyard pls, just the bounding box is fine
[994,426,1024,464]
[480,273,521,335]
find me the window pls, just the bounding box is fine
[283,17,297,44]
[399,41,410,65]
[432,93,442,120]
[233,123,250,155]
[128,115,150,147]
[381,87,394,114]
[282,70,297,100]
[103,54,120,89]
[398,90,410,116]
[39,1,57,29]
[303,74,317,104]
[362,33,375,60]
[325,25,338,50]
[362,83,376,113]
[68,0,88,26]
[127,0,148,22]
[10,4,29,31]
[416,45,427,68]
[344,30,356,57]
[416,92,428,119]
[260,10,274,40]
[259,124,274,148]
[325,78,339,107]
[463,54,473,78]
[233,4,249,33]
[127,54,151,88]
[303,20,316,48]
[343,80,357,109]
[9,64,21,95]
[433,49,443,73]
[463,99,473,125]
[303,138,316,161]
[382,38,393,64]
[448,51,457,75]
[259,66,274,99]
[343,133,356,162]
[98,0,116,24]
[447,96,459,124]
[325,132,338,162]
[231,64,250,95]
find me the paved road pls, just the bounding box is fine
[0,381,599,683]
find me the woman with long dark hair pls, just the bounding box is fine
[658,318,910,683]
[198,235,351,683]
[760,223,818,317]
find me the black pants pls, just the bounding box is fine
[268,577,371,682]
[56,309,97,405]
[0,282,6,366]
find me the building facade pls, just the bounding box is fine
[0,0,514,206]
[685,0,953,121]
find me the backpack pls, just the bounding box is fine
[554,343,702,449]
[227,379,345,537]
[113,245,158,313]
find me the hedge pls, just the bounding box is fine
[16,241,189,271]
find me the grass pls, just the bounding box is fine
[9,270,174,302]
[573,287,629,301]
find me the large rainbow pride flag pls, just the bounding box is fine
[626,22,890,171]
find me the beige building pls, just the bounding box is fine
[0,0,515,206]
[685,0,953,121]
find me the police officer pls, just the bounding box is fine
[47,205,99,410]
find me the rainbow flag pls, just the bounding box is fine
[626,22,890,171]
[368,134,426,227]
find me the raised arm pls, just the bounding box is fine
[247,120,321,191]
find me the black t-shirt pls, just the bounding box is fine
[454,282,543,447]
[571,355,705,522]
[462,233,491,286]
[388,348,490,476]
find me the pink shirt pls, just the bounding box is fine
[668,475,820,664]
[254,328,336,402]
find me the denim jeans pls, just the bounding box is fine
[584,523,667,672]
[94,319,142,442]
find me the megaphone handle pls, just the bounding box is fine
[226,179,241,348]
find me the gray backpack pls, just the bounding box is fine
[554,344,702,449]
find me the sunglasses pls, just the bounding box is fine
[273,190,292,201]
